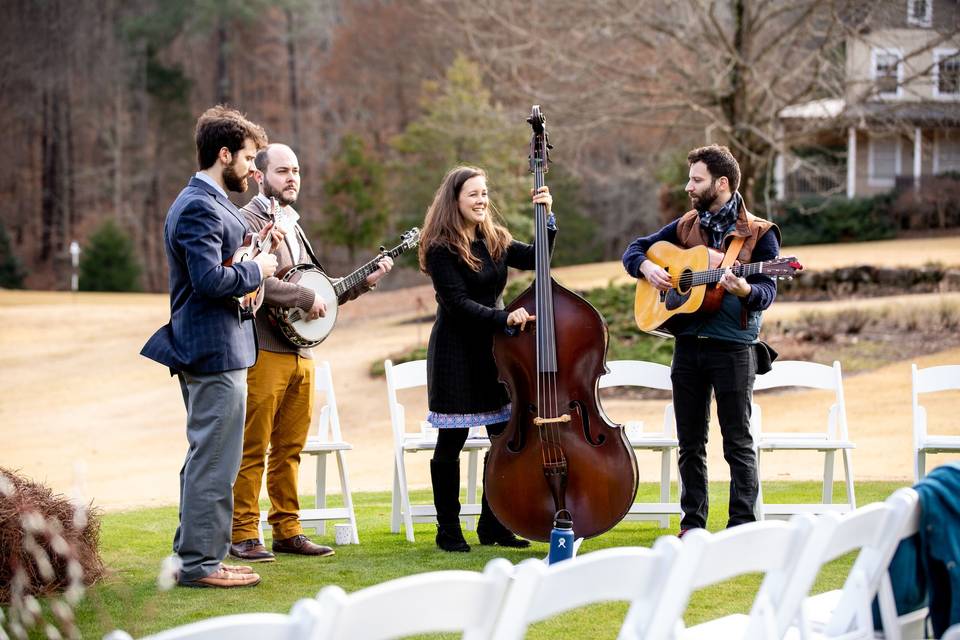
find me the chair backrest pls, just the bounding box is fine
[315,558,513,640]
[817,488,919,636]
[384,359,427,441]
[912,363,960,441]
[874,488,923,640]
[598,360,676,437]
[132,598,327,640]
[314,360,343,442]
[752,360,848,440]
[492,537,681,640]
[649,517,823,639]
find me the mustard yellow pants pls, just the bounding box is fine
[232,350,314,542]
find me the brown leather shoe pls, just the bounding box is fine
[272,534,335,557]
[229,539,276,562]
[180,568,261,588]
[220,563,255,574]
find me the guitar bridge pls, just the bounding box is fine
[533,414,571,425]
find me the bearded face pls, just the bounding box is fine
[222,155,250,193]
[688,178,718,211]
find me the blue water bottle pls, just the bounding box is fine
[548,509,575,565]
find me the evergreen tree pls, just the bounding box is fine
[322,134,389,263]
[391,55,531,240]
[0,223,26,289]
[79,220,142,292]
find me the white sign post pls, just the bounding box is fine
[69,240,80,292]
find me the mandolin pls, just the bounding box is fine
[633,240,802,336]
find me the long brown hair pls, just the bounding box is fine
[418,166,513,273]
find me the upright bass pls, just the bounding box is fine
[486,106,638,542]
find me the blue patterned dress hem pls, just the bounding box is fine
[426,404,512,429]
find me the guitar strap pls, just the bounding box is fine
[295,224,325,272]
[720,235,745,268]
[720,235,749,329]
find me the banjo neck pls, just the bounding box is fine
[333,243,407,298]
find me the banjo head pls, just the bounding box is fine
[290,269,338,343]
[273,265,338,348]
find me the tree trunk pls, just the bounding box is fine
[286,7,301,144]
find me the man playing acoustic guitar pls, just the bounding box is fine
[229,143,392,562]
[622,144,781,536]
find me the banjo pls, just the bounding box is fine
[271,227,420,348]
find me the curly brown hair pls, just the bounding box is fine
[418,166,513,273]
[687,144,741,193]
[195,105,268,170]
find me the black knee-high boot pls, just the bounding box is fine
[430,459,469,552]
[477,455,531,548]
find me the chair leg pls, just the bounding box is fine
[465,450,479,531]
[391,456,401,534]
[657,448,670,528]
[842,448,856,511]
[315,453,328,536]
[394,449,416,542]
[754,449,766,521]
[822,450,835,505]
[336,451,360,544]
[916,450,926,482]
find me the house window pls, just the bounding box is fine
[935,131,960,174]
[933,49,960,98]
[872,49,902,98]
[907,0,932,27]
[868,135,901,186]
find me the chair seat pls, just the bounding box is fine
[401,435,491,452]
[758,436,855,451]
[628,435,678,449]
[679,613,751,639]
[302,438,352,453]
[918,435,960,452]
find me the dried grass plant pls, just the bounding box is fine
[1,467,104,639]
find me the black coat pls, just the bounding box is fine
[425,233,553,414]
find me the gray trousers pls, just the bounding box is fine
[174,369,247,583]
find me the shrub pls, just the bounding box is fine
[79,220,142,292]
[774,195,896,245]
[0,223,26,289]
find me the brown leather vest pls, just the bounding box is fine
[675,200,780,263]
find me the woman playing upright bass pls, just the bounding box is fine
[418,165,555,552]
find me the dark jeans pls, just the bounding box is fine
[671,337,758,530]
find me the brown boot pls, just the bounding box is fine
[229,539,276,562]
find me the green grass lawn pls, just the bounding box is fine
[66,480,906,638]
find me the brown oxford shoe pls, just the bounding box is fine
[272,534,335,557]
[220,563,255,574]
[229,539,276,563]
[179,567,261,589]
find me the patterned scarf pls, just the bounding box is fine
[698,191,741,250]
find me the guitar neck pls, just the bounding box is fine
[691,261,768,286]
[333,245,405,297]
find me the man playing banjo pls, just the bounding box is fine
[230,143,393,562]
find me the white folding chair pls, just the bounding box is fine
[640,517,826,640]
[598,360,682,527]
[106,598,328,640]
[384,359,490,542]
[314,558,512,640]
[798,488,919,639]
[874,488,929,640]
[258,361,359,544]
[492,538,682,640]
[911,363,960,482]
[751,360,856,519]
[942,624,960,640]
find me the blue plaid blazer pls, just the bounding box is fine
[141,178,262,374]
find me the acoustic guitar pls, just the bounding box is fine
[633,240,803,336]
